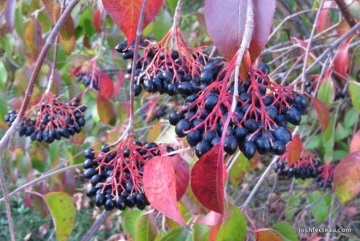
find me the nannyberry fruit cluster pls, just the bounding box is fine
[4,95,86,143]
[76,71,100,90]
[273,157,320,180]
[116,29,208,97]
[170,61,308,159]
[83,139,175,211]
[315,162,335,189]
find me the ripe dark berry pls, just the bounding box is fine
[177,82,194,96]
[86,186,97,197]
[84,168,97,179]
[271,140,286,155]
[244,119,259,133]
[293,95,308,114]
[166,83,177,96]
[125,181,133,192]
[274,127,292,144]
[224,135,238,155]
[134,84,142,96]
[101,145,110,153]
[258,64,270,74]
[95,193,106,207]
[91,175,102,186]
[242,141,256,159]
[61,128,70,138]
[200,69,214,85]
[234,127,247,143]
[83,159,95,169]
[286,107,302,125]
[136,194,147,210]
[187,130,202,147]
[175,119,192,137]
[126,195,136,208]
[115,196,127,210]
[104,199,115,211]
[83,148,94,159]
[204,131,217,143]
[205,94,218,110]
[143,79,155,93]
[195,141,211,157]
[255,137,271,155]
[211,137,221,146]
[275,115,287,127]
[266,106,278,120]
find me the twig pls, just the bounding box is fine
[127,0,148,138]
[171,0,183,45]
[301,0,325,94]
[0,1,79,240]
[80,210,112,241]
[334,0,358,29]
[0,164,82,203]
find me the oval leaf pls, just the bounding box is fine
[334,151,360,204]
[317,74,335,109]
[349,81,360,111]
[55,6,75,40]
[25,18,43,59]
[93,9,103,33]
[216,206,247,241]
[123,209,143,239]
[255,229,283,241]
[41,0,56,24]
[272,221,299,241]
[333,39,350,81]
[191,144,224,214]
[143,156,188,227]
[97,95,115,124]
[102,0,165,46]
[99,72,114,100]
[312,97,330,133]
[350,130,360,153]
[204,0,275,62]
[44,192,76,241]
[171,154,190,201]
[59,35,76,55]
[287,135,302,167]
[136,213,158,241]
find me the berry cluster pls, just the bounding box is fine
[4,94,86,143]
[116,28,208,97]
[76,71,100,90]
[304,77,345,100]
[83,139,174,211]
[273,156,320,180]
[169,60,308,159]
[315,162,335,189]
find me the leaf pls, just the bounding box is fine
[123,209,143,239]
[4,0,15,32]
[143,156,188,227]
[333,39,350,81]
[286,135,302,167]
[55,6,75,40]
[204,0,275,63]
[113,71,126,97]
[97,95,115,124]
[170,154,190,201]
[99,73,114,100]
[312,97,330,133]
[191,144,224,214]
[160,227,190,241]
[147,122,162,142]
[308,191,332,223]
[272,221,299,241]
[255,229,283,241]
[102,0,165,46]
[44,192,76,241]
[317,1,334,33]
[317,73,335,109]
[350,130,360,153]
[193,223,210,241]
[93,9,103,33]
[41,0,56,24]
[349,81,360,111]
[216,206,247,241]
[334,151,360,204]
[25,18,43,59]
[197,211,222,226]
[59,35,76,55]
[135,213,158,241]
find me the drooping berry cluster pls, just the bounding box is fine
[116,28,208,97]
[76,71,100,90]
[315,162,335,189]
[4,94,86,143]
[83,139,174,211]
[170,60,308,159]
[273,156,320,180]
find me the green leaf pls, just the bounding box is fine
[317,77,335,109]
[0,62,8,86]
[335,127,352,142]
[272,221,299,241]
[344,107,358,129]
[123,209,143,239]
[334,150,348,161]
[285,195,301,221]
[216,206,247,241]
[44,192,76,241]
[160,227,190,241]
[229,153,251,186]
[308,191,332,222]
[349,81,360,111]
[305,135,320,150]
[153,9,172,41]
[135,213,158,241]
[193,224,210,241]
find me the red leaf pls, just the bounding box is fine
[170,154,190,201]
[197,211,222,226]
[204,0,275,62]
[312,97,330,133]
[102,0,164,46]
[25,18,43,59]
[93,9,103,33]
[55,6,75,40]
[99,73,114,100]
[4,0,15,32]
[333,39,350,81]
[41,0,56,24]
[350,130,360,154]
[113,71,126,97]
[191,144,224,214]
[317,1,334,33]
[286,135,302,166]
[255,229,283,241]
[143,156,188,227]
[97,95,115,124]
[334,151,360,204]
